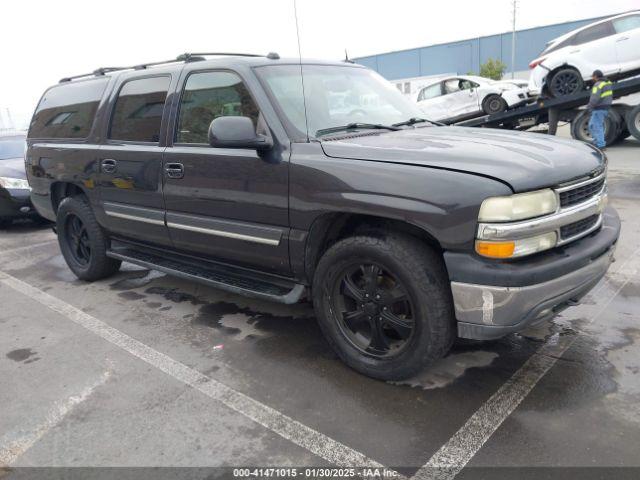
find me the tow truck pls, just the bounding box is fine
[453,76,640,145]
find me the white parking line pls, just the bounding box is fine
[0,240,56,256]
[412,246,640,480]
[0,271,396,474]
[0,371,110,466]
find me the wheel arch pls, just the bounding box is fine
[51,181,90,213]
[303,212,443,283]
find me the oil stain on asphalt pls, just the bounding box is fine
[6,348,40,364]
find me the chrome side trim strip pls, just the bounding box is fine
[103,202,166,226]
[105,211,165,226]
[166,221,280,246]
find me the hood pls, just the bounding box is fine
[320,126,605,192]
[0,157,27,180]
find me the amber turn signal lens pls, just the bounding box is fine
[475,241,516,259]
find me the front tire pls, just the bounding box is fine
[312,234,455,381]
[482,94,507,115]
[548,68,584,97]
[57,195,121,281]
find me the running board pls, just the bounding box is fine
[106,247,305,304]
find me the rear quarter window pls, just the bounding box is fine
[29,79,108,139]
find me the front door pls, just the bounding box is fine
[162,69,290,274]
[99,75,174,247]
[612,14,640,73]
[442,78,478,118]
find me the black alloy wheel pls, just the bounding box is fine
[331,262,416,358]
[549,69,583,97]
[64,214,92,266]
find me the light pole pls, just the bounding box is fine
[511,0,517,79]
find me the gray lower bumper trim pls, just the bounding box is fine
[452,246,615,339]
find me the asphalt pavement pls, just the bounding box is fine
[1,133,639,479]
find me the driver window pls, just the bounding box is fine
[459,80,477,91]
[443,79,462,94]
[176,71,260,144]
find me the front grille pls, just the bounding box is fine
[559,177,605,208]
[560,215,599,240]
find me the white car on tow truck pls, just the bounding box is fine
[528,10,640,97]
[415,75,531,123]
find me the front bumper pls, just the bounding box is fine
[501,89,529,108]
[446,207,620,340]
[0,188,38,219]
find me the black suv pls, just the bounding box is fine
[26,53,620,380]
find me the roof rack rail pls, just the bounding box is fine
[58,52,280,83]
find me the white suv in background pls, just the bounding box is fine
[415,75,530,122]
[529,11,640,97]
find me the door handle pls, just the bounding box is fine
[165,163,184,179]
[101,159,117,174]
[616,37,629,42]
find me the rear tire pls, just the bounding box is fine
[627,104,640,141]
[312,234,455,381]
[570,109,621,146]
[548,68,584,97]
[482,94,507,115]
[56,195,121,281]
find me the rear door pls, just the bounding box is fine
[162,67,291,274]
[98,74,175,247]
[612,14,640,73]
[416,83,448,121]
[570,21,619,76]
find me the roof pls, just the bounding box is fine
[547,10,640,45]
[57,54,359,84]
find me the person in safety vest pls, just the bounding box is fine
[587,69,613,149]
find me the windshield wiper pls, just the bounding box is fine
[392,117,443,127]
[315,123,401,137]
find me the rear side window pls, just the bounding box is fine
[573,22,614,46]
[109,76,171,143]
[176,71,259,144]
[418,84,442,101]
[29,79,108,139]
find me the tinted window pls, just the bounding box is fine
[29,79,108,139]
[613,15,640,33]
[176,71,259,144]
[109,76,171,143]
[419,84,442,101]
[573,22,614,46]
[0,137,26,160]
[541,36,573,55]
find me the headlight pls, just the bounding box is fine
[478,189,557,222]
[476,232,558,259]
[0,177,31,190]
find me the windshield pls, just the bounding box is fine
[256,65,426,138]
[0,138,26,160]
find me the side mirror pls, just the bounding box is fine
[208,116,273,151]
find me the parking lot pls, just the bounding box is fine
[1,132,639,478]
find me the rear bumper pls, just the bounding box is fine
[527,66,547,95]
[0,188,38,219]
[446,207,620,340]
